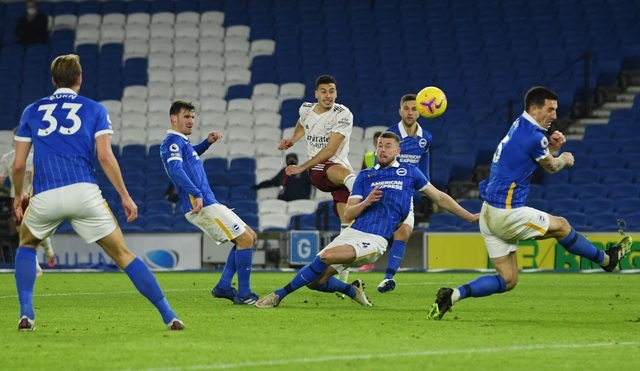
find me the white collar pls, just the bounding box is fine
[522,111,547,131]
[374,160,400,169]
[167,129,189,140]
[397,121,423,138]
[52,88,77,95]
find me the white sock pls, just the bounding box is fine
[451,288,461,304]
[343,173,356,192]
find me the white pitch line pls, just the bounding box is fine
[138,341,640,371]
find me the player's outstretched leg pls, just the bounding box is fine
[124,258,184,330]
[426,287,454,320]
[601,236,633,272]
[40,237,56,267]
[15,247,38,330]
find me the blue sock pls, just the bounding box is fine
[458,275,507,300]
[124,258,177,324]
[235,248,254,297]
[385,240,406,279]
[558,228,604,264]
[311,276,355,298]
[275,256,329,300]
[15,247,37,319]
[217,246,236,289]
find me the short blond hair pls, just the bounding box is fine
[51,54,82,88]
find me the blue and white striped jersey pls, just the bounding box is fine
[160,130,219,212]
[480,111,549,209]
[14,88,113,195]
[349,161,429,239]
[387,122,432,176]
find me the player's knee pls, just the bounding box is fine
[394,224,412,241]
[502,274,518,291]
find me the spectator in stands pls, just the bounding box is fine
[361,131,382,169]
[255,131,478,308]
[426,86,633,321]
[14,0,49,45]
[376,94,434,293]
[0,127,56,276]
[253,153,312,201]
[13,54,183,331]
[160,100,259,305]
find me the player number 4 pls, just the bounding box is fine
[37,103,83,136]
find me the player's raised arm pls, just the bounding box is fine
[421,183,478,223]
[278,120,305,150]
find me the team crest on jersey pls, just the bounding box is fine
[540,136,549,148]
[396,168,407,176]
[233,223,240,231]
[539,214,546,223]
[169,143,179,152]
[419,138,427,148]
[325,122,333,132]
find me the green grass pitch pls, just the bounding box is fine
[1,271,639,370]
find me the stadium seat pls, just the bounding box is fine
[543,184,577,200]
[173,216,200,232]
[575,183,609,199]
[609,184,639,200]
[144,214,174,232]
[581,197,613,214]
[229,199,259,215]
[570,169,601,184]
[525,198,548,212]
[549,199,582,215]
[229,157,256,172]
[428,213,463,231]
[286,199,318,217]
[145,200,175,216]
[259,212,290,232]
[588,212,620,232]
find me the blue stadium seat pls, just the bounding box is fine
[238,213,259,231]
[563,212,589,230]
[525,198,549,212]
[615,198,640,219]
[543,184,576,200]
[581,197,613,214]
[145,199,175,216]
[145,184,169,202]
[428,213,463,231]
[588,212,620,232]
[549,199,582,215]
[121,144,147,158]
[149,0,173,14]
[229,157,256,172]
[174,0,198,13]
[52,1,77,16]
[570,169,600,184]
[229,171,256,187]
[173,216,200,232]
[229,199,258,215]
[144,214,174,232]
[119,215,145,233]
[457,199,483,214]
[56,220,75,234]
[230,185,257,201]
[211,185,230,203]
[575,183,609,199]
[541,170,570,186]
[101,0,125,14]
[203,157,228,172]
[609,184,639,200]
[600,169,633,185]
[289,213,317,230]
[125,0,150,14]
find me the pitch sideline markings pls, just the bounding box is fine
[140,341,640,371]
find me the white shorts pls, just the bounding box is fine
[25,183,117,243]
[185,203,246,245]
[401,198,415,228]
[320,227,388,274]
[480,202,550,258]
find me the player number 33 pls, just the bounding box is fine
[37,103,83,136]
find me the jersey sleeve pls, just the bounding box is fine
[529,132,550,162]
[161,137,203,198]
[332,106,353,138]
[411,166,429,192]
[95,103,114,138]
[15,104,35,142]
[348,171,367,200]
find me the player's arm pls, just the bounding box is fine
[193,131,223,155]
[295,131,345,172]
[421,183,478,223]
[96,134,138,222]
[344,186,382,221]
[278,120,305,150]
[11,141,32,221]
[538,152,574,174]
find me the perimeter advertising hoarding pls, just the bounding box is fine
[49,233,202,269]
[427,233,639,270]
